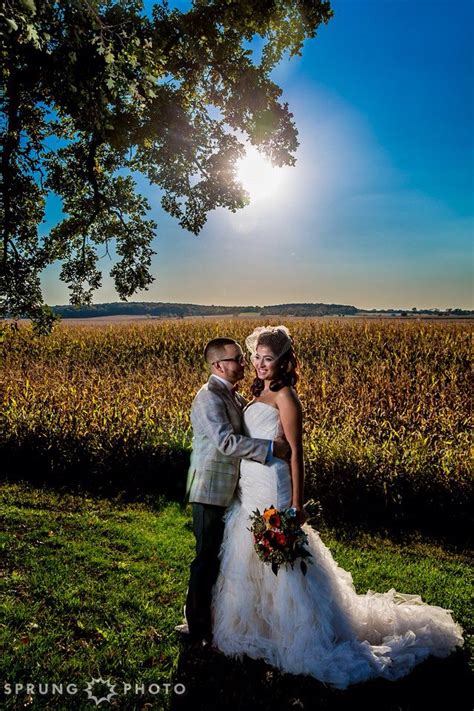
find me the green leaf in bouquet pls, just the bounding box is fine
[304,499,323,522]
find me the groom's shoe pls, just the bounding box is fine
[174,624,211,649]
[174,623,190,636]
[193,634,216,651]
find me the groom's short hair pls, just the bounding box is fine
[204,338,239,364]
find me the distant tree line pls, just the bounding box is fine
[261,303,358,316]
[48,302,474,319]
[51,302,260,318]
[46,301,474,320]
[50,301,359,318]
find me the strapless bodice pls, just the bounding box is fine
[238,401,291,511]
[243,401,283,440]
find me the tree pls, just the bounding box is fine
[0,0,333,330]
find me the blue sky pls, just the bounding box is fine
[42,0,473,309]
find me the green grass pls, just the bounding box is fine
[0,482,472,710]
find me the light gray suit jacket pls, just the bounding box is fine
[185,375,271,507]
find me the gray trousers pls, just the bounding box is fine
[185,503,226,640]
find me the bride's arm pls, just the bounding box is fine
[276,388,305,517]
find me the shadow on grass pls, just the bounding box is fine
[3,433,473,546]
[169,641,471,711]
[319,519,474,557]
[1,443,190,514]
[3,475,472,560]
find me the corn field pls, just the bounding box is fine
[1,319,472,537]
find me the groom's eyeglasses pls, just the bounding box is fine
[212,355,246,365]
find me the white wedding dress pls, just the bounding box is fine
[211,402,464,689]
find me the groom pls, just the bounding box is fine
[179,337,290,646]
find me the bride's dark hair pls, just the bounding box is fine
[250,333,298,398]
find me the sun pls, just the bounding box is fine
[236,146,286,202]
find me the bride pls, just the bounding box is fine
[211,325,464,689]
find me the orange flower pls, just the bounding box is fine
[263,507,278,522]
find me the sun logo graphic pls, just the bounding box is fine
[84,677,118,705]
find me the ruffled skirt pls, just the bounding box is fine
[211,498,464,690]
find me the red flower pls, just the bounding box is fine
[268,512,281,528]
[274,532,287,547]
[262,530,276,548]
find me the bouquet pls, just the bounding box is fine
[248,499,322,576]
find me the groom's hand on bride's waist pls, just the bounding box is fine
[273,437,291,460]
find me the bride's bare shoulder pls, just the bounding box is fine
[275,386,302,409]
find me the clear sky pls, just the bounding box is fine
[41,0,474,309]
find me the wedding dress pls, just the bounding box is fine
[211,401,464,689]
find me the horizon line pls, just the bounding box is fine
[48,300,474,312]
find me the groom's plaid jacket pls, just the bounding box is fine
[185,376,270,507]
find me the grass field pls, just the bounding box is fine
[0,481,472,710]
